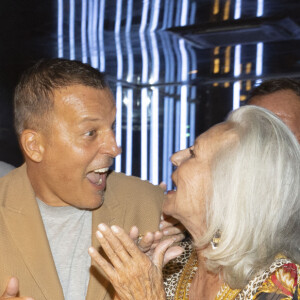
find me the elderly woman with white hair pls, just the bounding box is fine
[88,106,300,300]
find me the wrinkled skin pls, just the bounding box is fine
[163,122,237,242]
[89,224,183,300]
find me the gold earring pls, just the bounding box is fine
[211,230,221,249]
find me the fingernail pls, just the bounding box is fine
[159,223,163,229]
[111,225,119,233]
[88,247,95,254]
[96,231,103,238]
[163,230,168,235]
[98,223,106,231]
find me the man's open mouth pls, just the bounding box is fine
[86,167,109,187]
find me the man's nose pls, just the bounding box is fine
[170,148,189,166]
[99,130,122,158]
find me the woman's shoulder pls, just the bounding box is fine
[235,255,300,300]
[253,260,299,300]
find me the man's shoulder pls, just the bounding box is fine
[0,164,31,205]
[107,171,163,195]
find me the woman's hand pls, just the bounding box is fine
[88,224,183,300]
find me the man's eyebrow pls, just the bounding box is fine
[79,117,101,123]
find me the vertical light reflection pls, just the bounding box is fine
[141,87,148,180]
[233,81,241,109]
[257,0,264,17]
[69,0,75,60]
[179,0,189,151]
[149,29,160,184]
[234,45,241,77]
[114,0,123,173]
[188,51,197,147]
[98,0,106,71]
[115,85,122,172]
[175,0,183,26]
[149,0,161,32]
[234,0,242,19]
[139,0,150,34]
[256,43,263,76]
[256,0,264,85]
[81,0,88,62]
[57,0,64,57]
[189,1,197,24]
[162,0,170,29]
[255,42,263,86]
[180,0,189,26]
[140,0,150,180]
[125,0,134,176]
[179,38,189,150]
[160,4,175,189]
[88,0,99,68]
[173,1,183,154]
[233,45,241,109]
[125,90,133,175]
[188,2,197,148]
[233,0,242,109]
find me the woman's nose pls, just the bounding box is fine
[170,148,189,166]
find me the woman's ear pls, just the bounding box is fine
[20,130,45,162]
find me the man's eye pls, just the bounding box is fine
[84,130,96,137]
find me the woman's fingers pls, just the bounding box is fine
[163,246,184,266]
[88,246,116,279]
[96,224,129,268]
[152,238,177,269]
[110,225,147,259]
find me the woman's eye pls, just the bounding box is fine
[84,130,96,137]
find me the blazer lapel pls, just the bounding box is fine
[2,165,64,300]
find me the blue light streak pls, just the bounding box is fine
[257,0,264,17]
[234,0,242,20]
[69,0,75,60]
[81,0,88,62]
[57,0,63,57]
[98,0,106,71]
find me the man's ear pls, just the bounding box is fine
[20,130,45,162]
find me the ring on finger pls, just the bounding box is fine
[137,234,144,244]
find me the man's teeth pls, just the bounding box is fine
[94,167,109,173]
[97,178,103,185]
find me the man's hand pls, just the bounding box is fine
[1,277,34,299]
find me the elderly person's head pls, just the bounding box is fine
[163,105,300,288]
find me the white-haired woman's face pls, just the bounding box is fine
[163,122,236,240]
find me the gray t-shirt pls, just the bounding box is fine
[37,199,92,300]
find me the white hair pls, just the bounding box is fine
[198,105,300,289]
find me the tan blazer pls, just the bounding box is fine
[0,164,163,300]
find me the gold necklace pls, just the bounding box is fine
[174,249,198,299]
[174,250,240,300]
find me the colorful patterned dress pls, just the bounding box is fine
[163,241,299,300]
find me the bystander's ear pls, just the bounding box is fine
[20,129,45,163]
